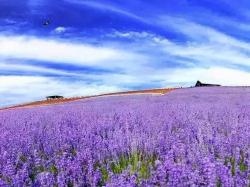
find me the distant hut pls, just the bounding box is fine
[195,80,221,87]
[46,95,64,100]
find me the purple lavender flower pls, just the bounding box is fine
[0,87,249,186]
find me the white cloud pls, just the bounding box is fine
[54,27,67,34]
[0,61,79,76]
[106,30,250,86]
[0,35,143,70]
[128,66,250,88]
[114,19,250,69]
[109,31,156,39]
[163,67,250,86]
[157,16,250,50]
[0,76,121,107]
[109,30,250,70]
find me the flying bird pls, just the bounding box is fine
[43,20,51,26]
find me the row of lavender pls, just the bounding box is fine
[0,87,249,186]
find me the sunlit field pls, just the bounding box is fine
[0,87,249,186]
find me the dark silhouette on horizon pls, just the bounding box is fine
[195,80,221,87]
[46,95,64,100]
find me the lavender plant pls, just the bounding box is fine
[0,87,249,186]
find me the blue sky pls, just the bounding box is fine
[1,0,250,106]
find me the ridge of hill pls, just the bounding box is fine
[0,88,176,110]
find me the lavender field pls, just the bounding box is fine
[0,87,249,186]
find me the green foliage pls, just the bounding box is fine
[216,178,222,187]
[94,161,101,170]
[96,151,158,185]
[230,157,236,176]
[139,161,150,179]
[225,152,248,176]
[50,165,58,175]
[19,155,27,162]
[99,166,109,185]
[16,154,28,170]
[36,165,45,173]
[70,147,77,157]
[239,152,248,172]
[29,172,36,182]
[118,154,129,172]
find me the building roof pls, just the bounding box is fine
[46,95,64,99]
[195,80,221,87]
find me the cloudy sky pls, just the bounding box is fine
[1,0,250,106]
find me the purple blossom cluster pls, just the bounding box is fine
[0,87,249,186]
